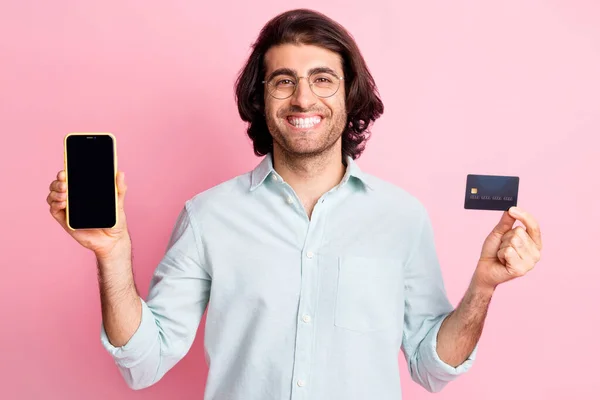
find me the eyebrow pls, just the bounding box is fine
[266,66,339,81]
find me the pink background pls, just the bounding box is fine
[1,1,599,399]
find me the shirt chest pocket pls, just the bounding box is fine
[334,255,403,332]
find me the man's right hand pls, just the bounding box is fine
[47,170,131,260]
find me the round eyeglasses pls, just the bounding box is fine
[262,71,344,100]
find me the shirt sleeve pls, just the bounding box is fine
[400,206,477,393]
[100,201,211,390]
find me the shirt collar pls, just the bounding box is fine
[250,153,373,192]
[250,153,276,191]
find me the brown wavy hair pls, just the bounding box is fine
[234,9,384,160]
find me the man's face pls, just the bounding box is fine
[263,44,347,158]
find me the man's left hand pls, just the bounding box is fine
[474,206,543,291]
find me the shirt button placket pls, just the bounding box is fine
[292,246,318,399]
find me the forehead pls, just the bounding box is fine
[263,44,343,76]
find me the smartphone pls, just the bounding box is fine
[64,133,118,230]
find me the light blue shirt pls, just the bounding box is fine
[100,153,477,399]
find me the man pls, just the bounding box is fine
[46,8,542,400]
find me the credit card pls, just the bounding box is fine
[464,174,519,211]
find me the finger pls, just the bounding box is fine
[511,227,541,264]
[498,240,513,251]
[500,236,539,267]
[501,226,530,244]
[47,191,67,205]
[49,201,68,226]
[499,229,516,245]
[509,233,526,254]
[497,245,509,265]
[50,200,66,212]
[57,170,66,181]
[49,180,67,193]
[492,211,517,237]
[498,246,523,269]
[508,207,542,250]
[498,240,528,263]
[116,171,127,211]
[513,226,539,253]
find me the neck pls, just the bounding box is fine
[272,145,346,204]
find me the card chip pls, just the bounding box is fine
[471,188,478,194]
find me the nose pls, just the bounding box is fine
[290,77,317,109]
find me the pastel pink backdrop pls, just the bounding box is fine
[1,1,598,399]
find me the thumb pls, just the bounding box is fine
[116,171,127,211]
[492,210,516,236]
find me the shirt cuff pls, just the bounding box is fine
[100,297,159,368]
[420,315,478,378]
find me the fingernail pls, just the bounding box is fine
[510,206,520,215]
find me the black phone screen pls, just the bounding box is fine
[66,135,117,229]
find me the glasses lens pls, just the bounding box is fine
[309,72,340,98]
[267,75,296,99]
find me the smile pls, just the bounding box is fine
[286,116,322,130]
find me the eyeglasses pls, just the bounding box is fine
[262,71,344,100]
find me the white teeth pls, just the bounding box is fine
[287,117,322,128]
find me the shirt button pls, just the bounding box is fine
[297,379,306,387]
[286,196,294,204]
[306,251,314,259]
[302,314,311,323]
[272,175,278,181]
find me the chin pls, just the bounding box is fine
[279,137,340,158]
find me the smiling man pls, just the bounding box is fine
[47,8,543,400]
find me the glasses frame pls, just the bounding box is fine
[262,71,345,100]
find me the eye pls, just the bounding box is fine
[311,73,336,86]
[274,78,295,87]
